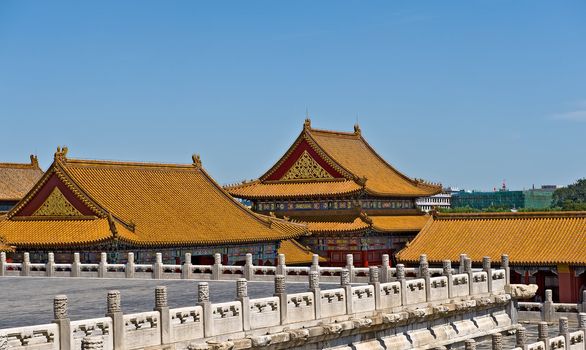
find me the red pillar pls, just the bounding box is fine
[557,264,574,303]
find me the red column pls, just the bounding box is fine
[557,264,574,303]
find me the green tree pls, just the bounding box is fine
[553,178,586,210]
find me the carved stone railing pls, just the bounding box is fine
[0,252,511,287]
[519,290,586,322]
[0,252,518,350]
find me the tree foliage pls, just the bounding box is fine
[553,178,586,210]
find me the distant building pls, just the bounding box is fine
[451,185,556,211]
[0,155,43,213]
[416,193,451,212]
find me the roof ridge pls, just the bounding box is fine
[64,158,197,169]
[0,155,41,170]
[435,211,586,220]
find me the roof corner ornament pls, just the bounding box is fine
[30,154,39,168]
[192,154,202,169]
[107,213,119,238]
[54,146,68,161]
[353,123,361,135]
[359,211,373,224]
[355,176,367,187]
[303,117,311,129]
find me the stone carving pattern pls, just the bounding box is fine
[33,187,83,216]
[274,275,286,294]
[237,279,248,298]
[155,286,167,308]
[107,291,121,313]
[251,301,278,313]
[53,295,68,319]
[382,284,400,295]
[172,310,201,324]
[214,305,240,318]
[81,336,103,350]
[198,283,210,303]
[289,295,312,308]
[281,151,333,180]
[309,271,319,290]
[125,314,158,331]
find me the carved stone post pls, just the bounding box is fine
[276,253,286,276]
[46,252,55,277]
[396,264,407,306]
[459,254,467,274]
[237,278,250,330]
[98,253,107,278]
[419,255,431,302]
[212,253,222,280]
[483,256,492,293]
[106,290,124,350]
[501,254,510,286]
[341,268,353,314]
[380,254,391,283]
[81,337,103,350]
[153,253,163,279]
[369,266,382,310]
[491,333,503,350]
[71,253,81,277]
[21,252,30,276]
[310,254,320,273]
[559,317,570,347]
[182,253,192,279]
[443,260,454,299]
[0,252,6,277]
[538,321,549,350]
[582,291,586,313]
[244,253,254,280]
[274,275,288,324]
[122,252,133,278]
[154,286,170,344]
[516,326,527,350]
[308,271,321,319]
[345,254,355,283]
[198,282,213,337]
[464,257,473,296]
[53,295,71,350]
[579,313,586,337]
[543,289,554,323]
[465,339,476,350]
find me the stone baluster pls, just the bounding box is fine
[71,253,81,277]
[53,295,71,350]
[464,257,473,296]
[182,253,192,279]
[21,252,30,276]
[465,339,476,350]
[212,253,222,280]
[236,279,251,330]
[459,254,468,274]
[276,253,286,276]
[274,275,288,324]
[443,260,454,299]
[559,317,570,347]
[0,252,6,277]
[153,253,163,279]
[396,264,407,306]
[419,254,431,302]
[516,326,527,350]
[501,254,510,286]
[538,321,549,350]
[543,289,554,323]
[98,253,107,278]
[154,286,170,344]
[125,252,135,278]
[81,337,103,350]
[341,268,353,314]
[492,333,503,350]
[308,271,321,319]
[346,254,355,283]
[244,253,254,280]
[483,256,492,293]
[198,282,213,337]
[310,254,320,273]
[380,254,391,283]
[370,266,382,310]
[582,291,586,313]
[579,313,586,338]
[106,290,124,350]
[46,252,55,277]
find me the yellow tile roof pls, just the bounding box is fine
[3,150,308,248]
[396,212,586,266]
[278,239,325,264]
[0,156,43,201]
[227,121,440,199]
[227,180,362,199]
[305,216,370,233]
[371,215,430,232]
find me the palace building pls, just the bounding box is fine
[0,155,43,213]
[226,119,441,266]
[396,211,586,303]
[0,147,309,264]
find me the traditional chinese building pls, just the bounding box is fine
[226,120,441,266]
[0,147,308,264]
[0,155,43,213]
[396,211,586,303]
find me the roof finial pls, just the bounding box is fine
[192,153,202,169]
[30,154,39,168]
[354,114,361,135]
[54,146,68,161]
[304,107,311,129]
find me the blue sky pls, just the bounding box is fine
[1,1,585,191]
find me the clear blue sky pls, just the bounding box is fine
[1,1,585,191]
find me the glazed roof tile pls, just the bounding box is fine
[227,180,361,199]
[396,211,586,266]
[370,215,430,232]
[0,156,43,201]
[278,239,325,264]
